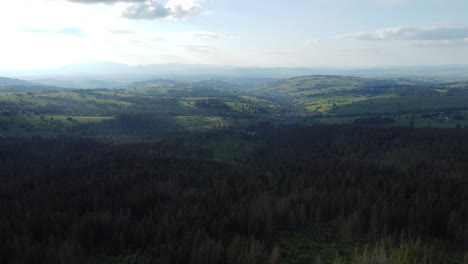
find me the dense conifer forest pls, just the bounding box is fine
[1,124,467,263]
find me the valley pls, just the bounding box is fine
[1,75,468,137]
[1,74,468,263]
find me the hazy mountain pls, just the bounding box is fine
[0,85,63,93]
[0,77,64,92]
[191,80,243,90]
[252,75,370,94]
[0,77,31,86]
[2,62,468,82]
[125,79,186,89]
[251,75,422,94]
[30,78,125,89]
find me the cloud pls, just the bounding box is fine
[200,10,216,15]
[20,27,86,36]
[108,28,136,34]
[165,0,204,19]
[410,39,468,48]
[65,0,206,20]
[122,0,205,19]
[186,31,239,40]
[267,49,305,55]
[337,26,468,41]
[121,0,170,19]
[189,31,222,39]
[179,44,216,54]
[66,0,144,3]
[306,38,319,45]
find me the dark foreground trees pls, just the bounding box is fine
[0,125,467,263]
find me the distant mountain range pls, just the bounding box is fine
[0,77,31,86]
[0,77,63,92]
[1,62,468,85]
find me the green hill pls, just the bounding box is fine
[2,75,468,134]
[0,77,31,86]
[251,75,429,97]
[252,75,370,96]
[250,76,409,113]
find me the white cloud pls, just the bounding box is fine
[66,0,144,3]
[108,28,136,34]
[188,31,222,39]
[187,31,239,40]
[267,49,305,55]
[410,39,468,47]
[20,27,86,36]
[407,37,468,48]
[67,0,207,19]
[166,0,205,19]
[306,38,319,45]
[178,44,216,54]
[119,0,207,20]
[337,26,468,41]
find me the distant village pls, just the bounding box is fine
[422,112,464,122]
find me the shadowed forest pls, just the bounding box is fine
[1,123,467,263]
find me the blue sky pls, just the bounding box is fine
[0,0,467,68]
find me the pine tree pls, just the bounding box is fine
[377,245,388,264]
[268,246,280,264]
[361,246,369,264]
[333,253,341,264]
[315,254,322,264]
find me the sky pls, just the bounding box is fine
[0,0,467,69]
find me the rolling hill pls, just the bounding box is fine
[0,77,63,92]
[0,77,31,86]
[251,75,429,97]
[2,74,468,136]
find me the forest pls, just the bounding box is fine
[0,124,467,263]
[0,75,468,263]
[2,0,468,261]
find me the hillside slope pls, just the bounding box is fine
[0,77,31,86]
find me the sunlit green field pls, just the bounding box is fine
[332,96,468,115]
[175,116,230,130]
[0,114,113,136]
[318,114,468,128]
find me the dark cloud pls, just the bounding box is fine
[121,0,170,19]
[337,26,468,41]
